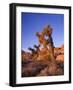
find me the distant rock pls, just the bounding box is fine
[54,44,64,62]
[21,50,32,61]
[56,55,64,62]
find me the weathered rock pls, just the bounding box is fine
[56,55,64,62]
[54,44,64,57]
[21,50,32,61]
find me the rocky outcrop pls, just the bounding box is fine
[21,50,32,61]
[54,44,64,62]
[56,55,64,62]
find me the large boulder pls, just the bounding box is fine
[56,54,64,62]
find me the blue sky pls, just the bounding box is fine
[21,12,64,51]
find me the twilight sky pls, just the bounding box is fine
[21,12,64,51]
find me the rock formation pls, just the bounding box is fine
[54,44,64,62]
[21,50,32,61]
